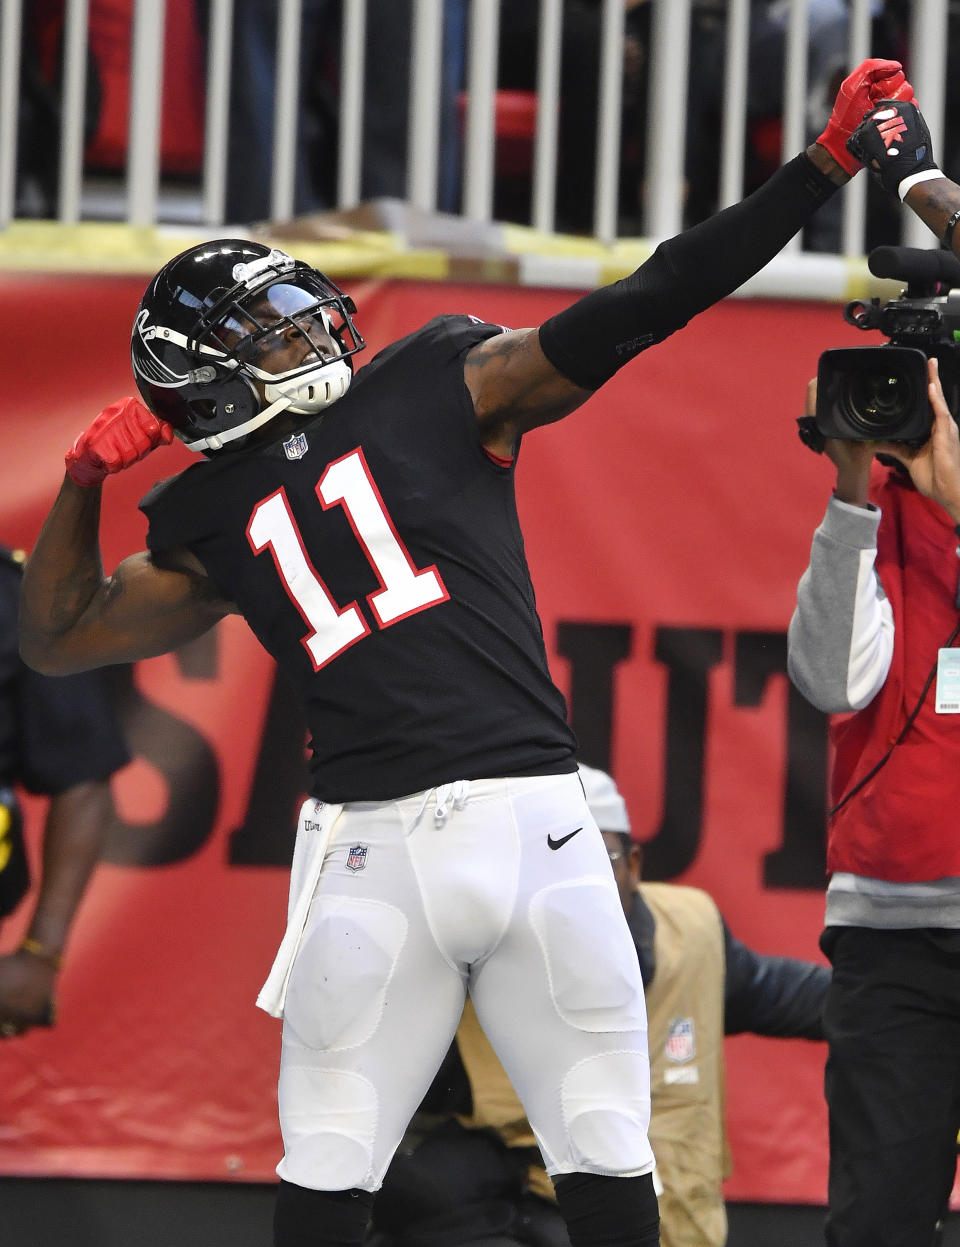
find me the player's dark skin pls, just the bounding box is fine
[20,143,959,679]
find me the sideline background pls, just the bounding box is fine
[0,272,894,1207]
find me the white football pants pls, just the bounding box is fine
[276,771,654,1192]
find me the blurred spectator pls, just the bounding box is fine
[683,0,853,244]
[684,1,924,249]
[361,0,468,213]
[497,1,649,234]
[196,0,340,222]
[0,545,129,1040]
[494,0,858,241]
[16,0,101,219]
[368,765,829,1247]
[19,0,207,219]
[198,0,468,224]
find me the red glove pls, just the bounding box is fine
[816,58,916,176]
[65,396,174,487]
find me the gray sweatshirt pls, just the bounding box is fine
[788,495,960,929]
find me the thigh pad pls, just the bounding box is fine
[284,894,407,1051]
[530,879,646,1032]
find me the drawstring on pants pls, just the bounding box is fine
[413,781,470,829]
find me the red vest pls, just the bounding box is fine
[828,470,960,882]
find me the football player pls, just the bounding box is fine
[20,60,938,1247]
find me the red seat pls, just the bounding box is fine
[83,0,206,175]
[457,89,538,178]
[748,116,783,181]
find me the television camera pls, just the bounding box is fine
[810,246,960,447]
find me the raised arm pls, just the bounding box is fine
[722,920,829,1040]
[467,58,913,457]
[787,381,894,714]
[847,99,960,258]
[20,399,234,676]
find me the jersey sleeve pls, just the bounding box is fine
[17,663,130,795]
[416,314,506,354]
[139,463,239,602]
[367,314,505,376]
[140,464,214,555]
[0,555,128,793]
[417,316,512,454]
[722,920,829,1040]
[787,495,894,714]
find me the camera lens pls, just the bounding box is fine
[842,364,918,435]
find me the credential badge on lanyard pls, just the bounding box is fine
[936,648,960,713]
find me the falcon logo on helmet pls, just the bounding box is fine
[130,239,365,453]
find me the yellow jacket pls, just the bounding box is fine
[455,883,729,1247]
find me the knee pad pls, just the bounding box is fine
[531,881,645,1031]
[278,1066,377,1191]
[562,1052,653,1174]
[283,896,406,1050]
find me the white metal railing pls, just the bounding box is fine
[0,0,23,227]
[0,0,952,277]
[645,0,691,242]
[128,0,165,227]
[408,0,444,213]
[461,0,499,224]
[57,0,90,223]
[531,0,561,234]
[201,0,232,228]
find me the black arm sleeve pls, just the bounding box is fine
[722,920,830,1040]
[538,153,837,390]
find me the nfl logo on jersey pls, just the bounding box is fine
[665,1017,695,1062]
[346,843,368,872]
[283,432,309,460]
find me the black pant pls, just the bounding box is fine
[820,926,960,1247]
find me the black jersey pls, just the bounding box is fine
[0,547,129,795]
[0,545,129,917]
[141,316,577,802]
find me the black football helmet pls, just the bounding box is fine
[131,239,365,452]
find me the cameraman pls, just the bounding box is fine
[787,357,960,1247]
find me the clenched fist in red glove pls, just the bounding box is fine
[64,396,174,487]
[816,57,916,176]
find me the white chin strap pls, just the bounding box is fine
[183,359,352,452]
[262,357,352,415]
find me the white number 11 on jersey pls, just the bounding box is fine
[247,448,449,669]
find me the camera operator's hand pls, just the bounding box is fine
[826,439,877,509]
[803,379,876,507]
[875,359,960,525]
